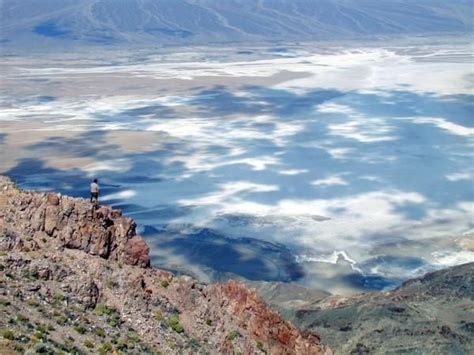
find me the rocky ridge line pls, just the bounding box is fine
[0,176,332,354]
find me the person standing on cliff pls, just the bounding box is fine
[90,178,100,204]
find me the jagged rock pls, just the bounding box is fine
[124,235,150,267]
[0,177,151,268]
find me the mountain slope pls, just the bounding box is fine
[257,262,474,354]
[0,176,330,354]
[0,0,472,49]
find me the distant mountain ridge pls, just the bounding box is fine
[255,262,474,354]
[0,0,472,49]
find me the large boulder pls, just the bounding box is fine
[124,236,150,267]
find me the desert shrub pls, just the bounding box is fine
[127,334,140,343]
[2,329,14,340]
[115,338,130,351]
[56,316,67,325]
[107,317,120,328]
[206,319,212,326]
[0,299,11,306]
[98,342,113,355]
[17,314,29,323]
[94,304,117,316]
[160,280,169,288]
[95,327,106,338]
[53,292,66,302]
[228,330,239,340]
[166,314,184,333]
[83,339,95,348]
[34,343,50,353]
[74,325,87,334]
[36,323,49,334]
[34,331,47,341]
[256,341,267,353]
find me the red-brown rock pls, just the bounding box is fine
[207,280,331,354]
[124,235,150,267]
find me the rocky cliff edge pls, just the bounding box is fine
[0,176,331,354]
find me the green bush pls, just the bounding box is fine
[34,331,47,341]
[127,334,140,343]
[228,330,239,340]
[0,299,11,306]
[74,325,87,334]
[98,342,113,355]
[95,304,117,316]
[206,319,212,326]
[56,316,67,325]
[53,292,66,302]
[17,314,29,323]
[160,280,170,288]
[34,343,50,353]
[107,317,120,328]
[36,323,49,334]
[2,329,14,340]
[83,339,95,348]
[166,314,184,334]
[116,338,129,351]
[94,327,106,338]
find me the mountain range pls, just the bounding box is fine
[0,0,472,49]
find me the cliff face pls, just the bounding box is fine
[0,179,150,268]
[0,176,331,354]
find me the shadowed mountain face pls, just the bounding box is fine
[0,0,472,49]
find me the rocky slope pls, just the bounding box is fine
[0,176,331,354]
[256,263,474,354]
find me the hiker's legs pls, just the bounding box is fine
[90,192,98,204]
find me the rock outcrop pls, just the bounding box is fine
[0,176,150,267]
[0,176,331,354]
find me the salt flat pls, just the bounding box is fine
[1,40,473,294]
